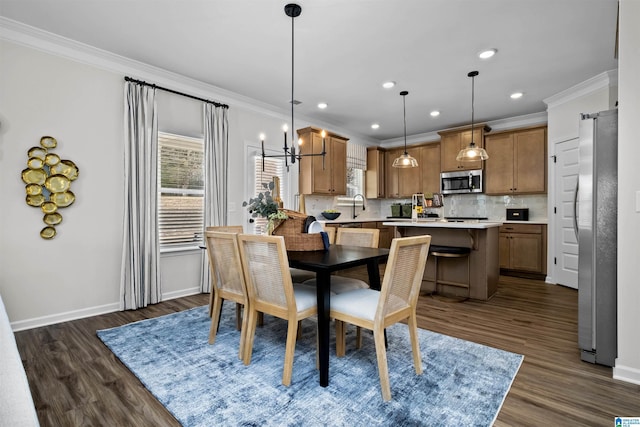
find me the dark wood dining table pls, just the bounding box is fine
[286,245,390,387]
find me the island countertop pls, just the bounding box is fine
[382,220,503,229]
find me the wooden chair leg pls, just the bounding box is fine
[296,320,302,340]
[257,312,264,327]
[335,320,346,357]
[238,302,250,360]
[208,287,215,317]
[408,313,423,374]
[242,309,259,365]
[208,295,223,345]
[373,326,392,401]
[356,326,363,349]
[282,319,299,386]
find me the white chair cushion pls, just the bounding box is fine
[289,268,315,283]
[302,276,369,295]
[293,284,318,312]
[330,288,380,321]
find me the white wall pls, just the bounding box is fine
[0,40,124,326]
[614,0,640,385]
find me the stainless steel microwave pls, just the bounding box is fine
[440,169,483,194]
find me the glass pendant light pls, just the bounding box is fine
[392,91,419,168]
[456,71,489,162]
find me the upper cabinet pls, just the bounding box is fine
[365,148,385,199]
[383,143,440,198]
[484,126,547,195]
[420,143,441,195]
[297,127,347,195]
[439,125,488,172]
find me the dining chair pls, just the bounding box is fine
[204,230,249,360]
[205,225,244,325]
[303,227,380,294]
[237,233,318,386]
[329,235,431,401]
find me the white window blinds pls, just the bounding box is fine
[158,132,204,248]
[347,142,367,170]
[252,156,287,235]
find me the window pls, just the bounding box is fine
[337,142,367,206]
[158,132,204,248]
[251,155,287,235]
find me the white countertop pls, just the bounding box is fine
[317,217,547,226]
[382,220,503,229]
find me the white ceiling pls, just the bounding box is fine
[0,0,619,142]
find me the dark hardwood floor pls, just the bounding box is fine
[15,275,639,426]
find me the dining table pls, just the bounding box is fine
[286,244,390,387]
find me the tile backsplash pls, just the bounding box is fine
[302,194,548,222]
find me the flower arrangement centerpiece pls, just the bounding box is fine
[242,181,288,234]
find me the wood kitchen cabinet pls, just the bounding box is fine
[365,147,385,198]
[385,147,421,198]
[485,126,547,195]
[297,127,347,195]
[375,222,393,249]
[439,125,488,172]
[499,223,547,277]
[420,143,441,194]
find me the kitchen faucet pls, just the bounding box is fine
[352,194,366,219]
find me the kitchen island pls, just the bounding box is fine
[383,220,502,300]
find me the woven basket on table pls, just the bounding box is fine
[271,209,324,251]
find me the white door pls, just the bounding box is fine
[553,138,580,288]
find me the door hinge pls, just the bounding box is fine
[554,206,557,214]
[552,155,557,163]
[554,257,557,265]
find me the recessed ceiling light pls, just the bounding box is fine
[430,110,440,117]
[317,102,328,109]
[382,81,396,89]
[371,123,380,129]
[478,48,497,59]
[510,92,524,99]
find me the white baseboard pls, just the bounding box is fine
[11,288,206,332]
[11,302,121,332]
[613,363,640,386]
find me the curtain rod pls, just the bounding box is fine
[124,76,229,109]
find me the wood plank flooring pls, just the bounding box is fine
[14,275,640,426]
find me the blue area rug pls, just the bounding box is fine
[97,304,523,426]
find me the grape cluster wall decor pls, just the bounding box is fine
[21,136,79,239]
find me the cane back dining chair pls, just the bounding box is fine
[303,227,380,294]
[329,235,432,401]
[237,233,318,386]
[205,225,244,325]
[204,230,249,360]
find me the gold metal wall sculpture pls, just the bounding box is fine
[21,136,79,239]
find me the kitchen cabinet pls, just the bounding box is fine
[439,125,488,172]
[485,126,547,195]
[375,222,393,249]
[499,223,547,276]
[365,148,385,199]
[297,127,347,195]
[385,147,421,198]
[420,143,441,195]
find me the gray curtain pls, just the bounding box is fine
[120,81,160,310]
[200,103,229,293]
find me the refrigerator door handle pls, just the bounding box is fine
[573,180,579,241]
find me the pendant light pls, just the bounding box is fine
[392,90,419,168]
[260,3,326,172]
[456,71,489,162]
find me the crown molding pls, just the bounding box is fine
[543,69,618,109]
[0,17,378,145]
[379,111,548,149]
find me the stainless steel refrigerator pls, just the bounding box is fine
[577,108,617,367]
